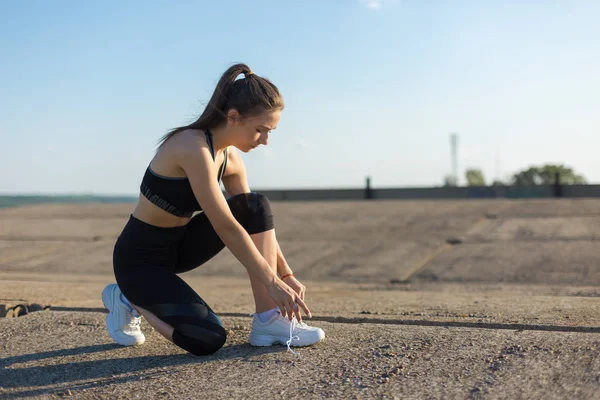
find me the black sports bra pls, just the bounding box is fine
[139,130,228,218]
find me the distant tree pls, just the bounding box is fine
[465,168,486,186]
[511,164,587,185]
[512,167,541,186]
[492,179,506,186]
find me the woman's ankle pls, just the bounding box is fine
[256,307,280,323]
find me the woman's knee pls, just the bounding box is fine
[172,320,228,356]
[228,192,274,234]
[143,302,227,356]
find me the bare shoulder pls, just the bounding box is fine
[167,129,210,159]
[224,146,246,176]
[226,146,244,165]
[150,129,211,177]
[222,146,250,195]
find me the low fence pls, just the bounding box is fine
[6,181,600,207]
[256,184,600,201]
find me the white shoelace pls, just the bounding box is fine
[121,293,141,331]
[126,309,141,332]
[286,317,301,356]
[129,315,141,329]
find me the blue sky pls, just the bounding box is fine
[1,0,599,195]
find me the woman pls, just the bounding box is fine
[101,63,325,356]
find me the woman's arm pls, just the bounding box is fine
[222,148,292,277]
[276,241,293,277]
[176,136,309,319]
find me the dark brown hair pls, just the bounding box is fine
[157,63,284,148]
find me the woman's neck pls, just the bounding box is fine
[207,125,233,151]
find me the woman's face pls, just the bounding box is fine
[230,109,281,152]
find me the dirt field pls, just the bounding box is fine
[1,199,599,399]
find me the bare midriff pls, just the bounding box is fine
[131,194,192,228]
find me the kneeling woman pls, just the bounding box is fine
[102,63,324,356]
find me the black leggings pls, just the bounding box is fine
[112,192,274,356]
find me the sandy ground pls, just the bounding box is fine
[1,198,600,399]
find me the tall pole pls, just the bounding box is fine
[450,133,458,186]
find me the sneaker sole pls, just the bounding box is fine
[249,332,325,347]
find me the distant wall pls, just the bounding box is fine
[5,184,600,208]
[256,184,600,201]
[562,185,600,198]
[257,189,365,201]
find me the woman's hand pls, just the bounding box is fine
[282,275,306,301]
[266,278,311,322]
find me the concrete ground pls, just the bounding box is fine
[1,199,599,399]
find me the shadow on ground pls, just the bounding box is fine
[1,342,283,399]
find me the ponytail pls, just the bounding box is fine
[156,63,283,148]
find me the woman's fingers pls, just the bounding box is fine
[269,280,311,321]
[278,304,287,319]
[294,296,311,319]
[284,302,295,321]
[292,302,303,323]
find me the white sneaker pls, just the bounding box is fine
[249,311,325,347]
[101,284,145,346]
